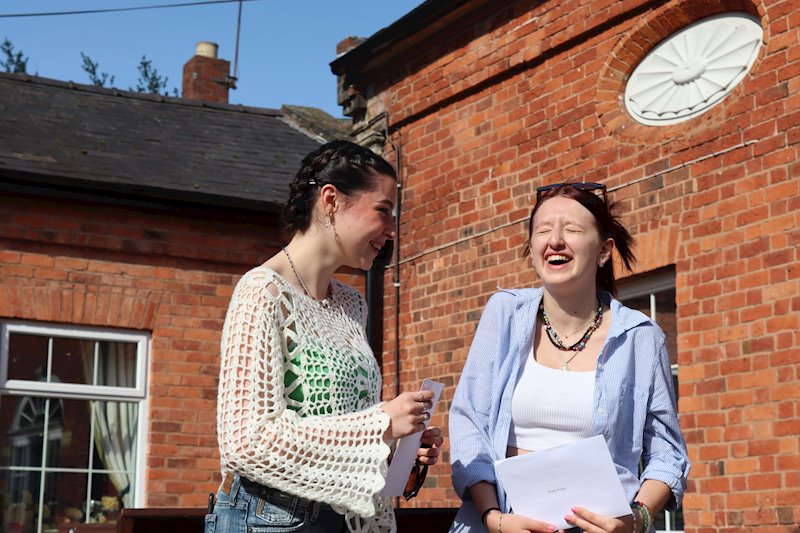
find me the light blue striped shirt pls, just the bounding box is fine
[448,288,690,531]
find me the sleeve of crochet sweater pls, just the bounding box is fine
[216,269,392,517]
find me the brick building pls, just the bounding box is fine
[332,0,799,531]
[0,45,358,532]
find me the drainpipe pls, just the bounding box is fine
[386,132,402,402]
[363,118,402,404]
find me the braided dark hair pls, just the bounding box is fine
[522,186,635,296]
[282,140,397,237]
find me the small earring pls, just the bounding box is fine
[324,213,332,228]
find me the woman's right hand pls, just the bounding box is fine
[485,511,560,533]
[381,390,434,444]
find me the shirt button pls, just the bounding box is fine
[598,407,605,414]
[597,363,603,370]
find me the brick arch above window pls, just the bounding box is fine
[595,0,767,143]
[0,276,163,331]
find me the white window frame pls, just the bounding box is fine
[616,269,675,311]
[0,320,150,531]
[1,321,148,400]
[617,271,683,533]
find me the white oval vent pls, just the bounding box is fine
[624,13,763,125]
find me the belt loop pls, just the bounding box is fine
[229,475,241,507]
[310,500,320,522]
[220,473,233,496]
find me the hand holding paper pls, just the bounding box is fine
[381,379,444,497]
[494,435,631,530]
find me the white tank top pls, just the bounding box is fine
[508,348,596,451]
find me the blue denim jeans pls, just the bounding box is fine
[205,474,346,533]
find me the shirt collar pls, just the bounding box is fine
[496,286,653,340]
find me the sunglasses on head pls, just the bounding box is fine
[535,182,607,204]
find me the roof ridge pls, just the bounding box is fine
[0,71,282,117]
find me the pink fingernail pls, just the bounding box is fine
[547,526,557,532]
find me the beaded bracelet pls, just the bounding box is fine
[630,501,651,533]
[638,501,652,532]
[481,507,500,527]
[630,504,638,533]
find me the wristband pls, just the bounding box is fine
[481,507,500,527]
[638,501,651,532]
[631,504,637,533]
[631,501,651,533]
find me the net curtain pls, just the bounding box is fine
[81,341,137,508]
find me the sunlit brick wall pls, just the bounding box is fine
[351,0,800,529]
[0,191,365,508]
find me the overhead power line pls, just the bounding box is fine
[0,0,264,18]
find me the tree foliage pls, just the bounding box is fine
[132,55,177,96]
[2,38,177,96]
[81,53,115,87]
[1,37,29,73]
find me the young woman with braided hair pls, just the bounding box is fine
[448,183,689,533]
[207,140,443,533]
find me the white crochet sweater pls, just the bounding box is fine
[217,265,395,532]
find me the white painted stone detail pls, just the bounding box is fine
[624,13,763,125]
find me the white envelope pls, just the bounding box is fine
[494,435,631,530]
[380,379,444,497]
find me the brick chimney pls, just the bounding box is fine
[336,36,366,57]
[182,41,231,103]
[335,36,367,120]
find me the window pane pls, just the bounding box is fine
[672,508,685,529]
[89,401,138,509]
[95,342,138,389]
[1,395,46,468]
[655,288,677,366]
[653,508,684,531]
[51,337,93,386]
[623,294,651,317]
[51,399,88,470]
[7,334,49,382]
[44,398,138,495]
[45,471,89,529]
[652,511,665,530]
[87,473,124,525]
[1,467,41,533]
[619,290,678,367]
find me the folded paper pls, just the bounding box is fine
[495,434,631,529]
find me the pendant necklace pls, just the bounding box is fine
[282,247,330,308]
[539,300,603,370]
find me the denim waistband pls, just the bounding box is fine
[219,472,330,516]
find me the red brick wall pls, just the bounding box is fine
[0,190,365,507]
[358,0,800,529]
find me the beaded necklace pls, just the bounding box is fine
[539,300,603,370]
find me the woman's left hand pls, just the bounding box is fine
[416,426,444,465]
[564,506,634,533]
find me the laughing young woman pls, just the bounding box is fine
[448,183,690,533]
[208,140,443,533]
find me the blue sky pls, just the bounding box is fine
[1,0,423,117]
